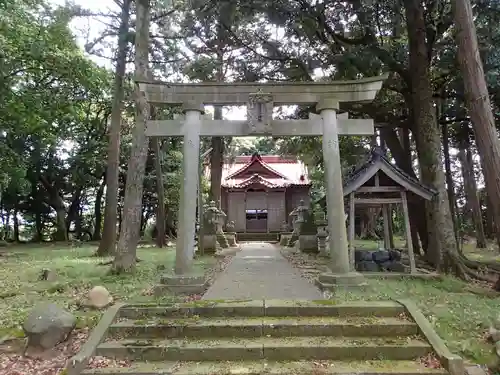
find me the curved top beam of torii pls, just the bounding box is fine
[137,74,388,106]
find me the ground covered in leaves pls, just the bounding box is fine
[0,242,234,375]
[281,239,500,367]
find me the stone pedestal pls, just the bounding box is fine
[317,229,328,257]
[154,273,207,296]
[226,232,237,247]
[287,208,300,247]
[298,201,317,253]
[215,207,229,249]
[315,204,328,257]
[202,234,218,254]
[225,221,238,247]
[315,272,365,291]
[298,234,318,253]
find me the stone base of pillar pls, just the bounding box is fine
[299,234,318,253]
[315,272,366,291]
[154,273,207,296]
[279,232,293,246]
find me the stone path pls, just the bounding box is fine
[203,242,324,300]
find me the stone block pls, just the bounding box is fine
[389,249,402,261]
[201,234,217,253]
[355,250,373,262]
[316,272,366,291]
[372,250,391,263]
[354,249,408,274]
[356,260,380,272]
[155,273,207,296]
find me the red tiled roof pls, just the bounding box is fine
[219,153,311,188]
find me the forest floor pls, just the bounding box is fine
[0,239,499,373]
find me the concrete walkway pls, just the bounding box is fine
[203,242,324,300]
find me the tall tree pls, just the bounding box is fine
[112,0,151,273]
[457,129,487,248]
[452,0,500,250]
[403,0,460,273]
[96,0,131,256]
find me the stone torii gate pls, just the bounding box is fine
[141,77,387,293]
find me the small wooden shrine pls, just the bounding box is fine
[342,147,437,273]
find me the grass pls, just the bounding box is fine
[1,238,499,366]
[0,242,216,338]
[333,276,497,365]
[334,236,500,365]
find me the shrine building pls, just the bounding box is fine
[215,152,311,233]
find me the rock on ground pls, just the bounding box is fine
[23,303,76,350]
[86,286,113,309]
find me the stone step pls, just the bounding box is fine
[108,316,418,339]
[236,233,279,242]
[118,301,406,320]
[96,336,432,362]
[82,360,447,375]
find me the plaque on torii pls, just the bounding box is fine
[247,89,273,135]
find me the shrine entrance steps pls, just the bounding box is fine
[236,232,279,242]
[80,300,452,375]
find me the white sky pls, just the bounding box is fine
[50,0,251,121]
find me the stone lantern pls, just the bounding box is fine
[314,204,328,257]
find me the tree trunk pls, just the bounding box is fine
[151,107,165,248]
[96,0,131,256]
[39,176,68,241]
[485,194,495,239]
[458,135,487,248]
[13,204,19,242]
[153,136,166,247]
[404,0,460,274]
[111,0,151,274]
[66,189,82,234]
[54,209,68,242]
[452,0,500,251]
[210,109,224,208]
[380,127,426,254]
[93,175,106,241]
[441,121,459,240]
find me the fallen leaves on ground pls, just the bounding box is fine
[419,354,443,369]
[0,328,132,375]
